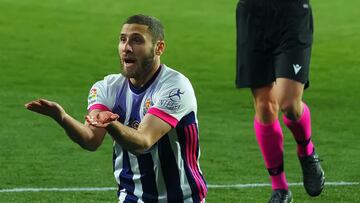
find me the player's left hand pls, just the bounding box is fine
[85,111,119,128]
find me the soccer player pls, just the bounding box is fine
[235,0,325,202]
[25,14,207,203]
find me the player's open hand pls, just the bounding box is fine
[25,99,66,123]
[85,111,119,128]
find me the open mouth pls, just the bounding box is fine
[123,58,136,67]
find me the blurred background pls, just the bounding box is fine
[0,0,359,202]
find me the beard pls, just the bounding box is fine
[120,48,155,79]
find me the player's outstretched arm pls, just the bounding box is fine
[25,99,65,123]
[87,111,171,155]
[25,99,106,151]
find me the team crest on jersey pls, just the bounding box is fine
[88,88,97,105]
[142,98,153,115]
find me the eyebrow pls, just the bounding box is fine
[120,33,143,37]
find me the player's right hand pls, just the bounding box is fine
[25,99,66,123]
[85,111,119,128]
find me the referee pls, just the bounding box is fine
[235,0,325,202]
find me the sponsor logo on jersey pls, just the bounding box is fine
[168,88,184,102]
[159,99,181,112]
[158,88,184,112]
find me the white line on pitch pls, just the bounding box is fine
[0,182,358,193]
[0,187,116,193]
[208,181,359,188]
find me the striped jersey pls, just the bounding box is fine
[87,64,207,203]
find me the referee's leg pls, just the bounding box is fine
[251,84,290,193]
[276,78,325,197]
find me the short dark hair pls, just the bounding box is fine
[124,14,164,43]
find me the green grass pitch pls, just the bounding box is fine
[0,0,359,202]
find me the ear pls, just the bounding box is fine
[155,41,165,56]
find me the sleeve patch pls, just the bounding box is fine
[88,88,98,105]
[158,88,184,113]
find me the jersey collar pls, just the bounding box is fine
[128,64,163,94]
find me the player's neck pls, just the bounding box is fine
[129,60,161,88]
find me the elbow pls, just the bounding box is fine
[79,132,104,152]
[78,141,100,152]
[85,145,99,152]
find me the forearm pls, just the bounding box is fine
[25,99,105,151]
[57,113,104,151]
[105,121,150,155]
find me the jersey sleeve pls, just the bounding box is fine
[87,75,120,112]
[148,76,197,128]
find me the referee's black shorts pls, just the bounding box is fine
[235,0,313,89]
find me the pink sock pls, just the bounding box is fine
[254,119,288,190]
[283,103,314,157]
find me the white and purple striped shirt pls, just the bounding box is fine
[87,65,207,203]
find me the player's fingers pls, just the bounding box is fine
[85,115,92,123]
[38,99,51,106]
[100,112,115,123]
[86,115,104,126]
[99,112,111,122]
[88,121,107,128]
[92,123,107,128]
[86,115,96,123]
[27,100,43,108]
[110,114,119,120]
[24,102,33,109]
[25,105,45,114]
[25,100,41,109]
[94,112,101,120]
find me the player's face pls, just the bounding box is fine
[118,24,155,79]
